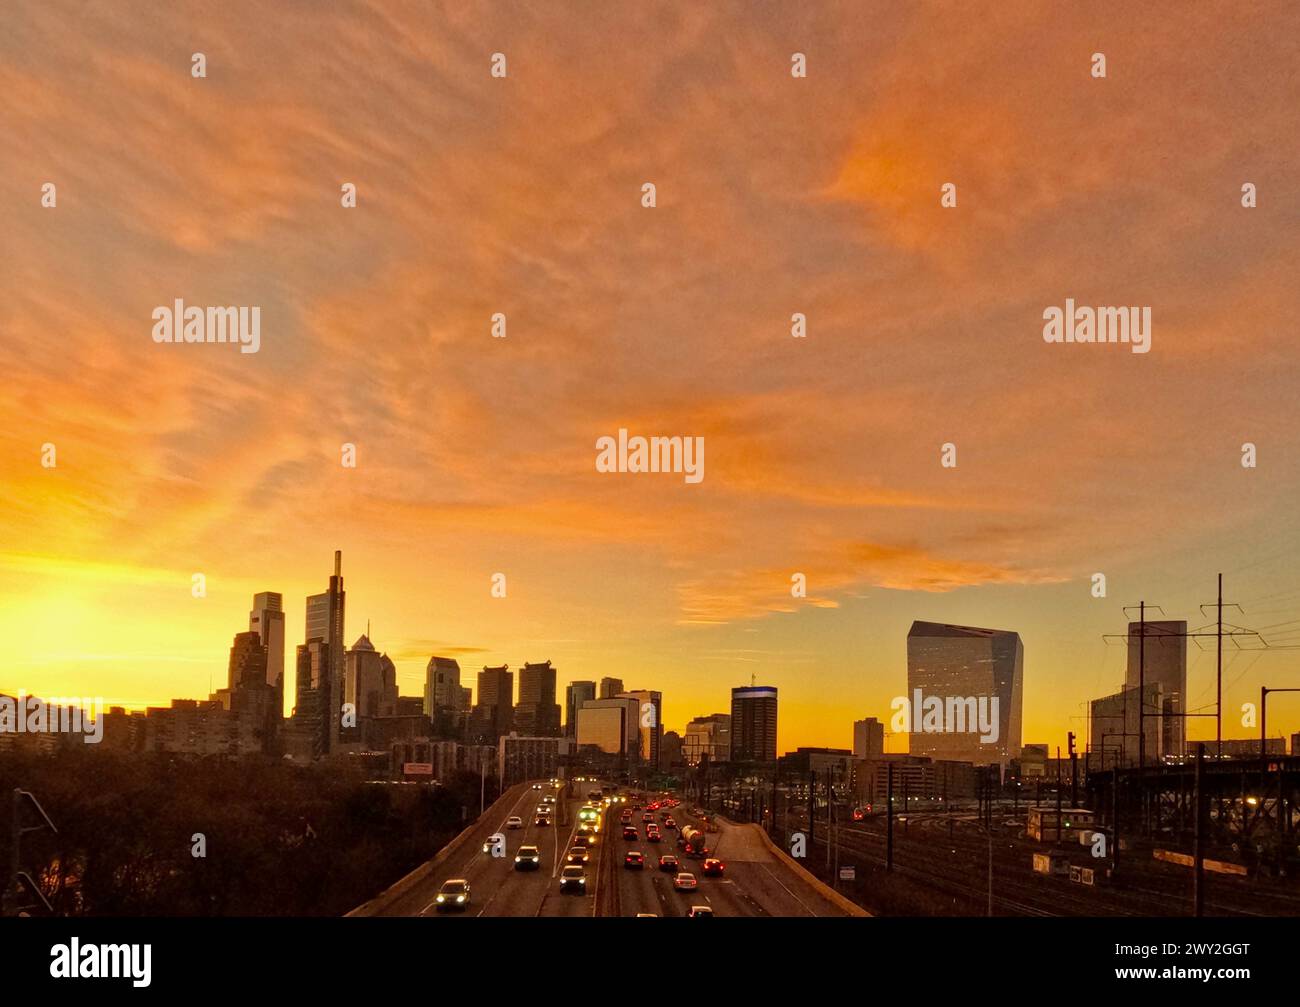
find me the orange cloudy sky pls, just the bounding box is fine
[3,1,1300,754]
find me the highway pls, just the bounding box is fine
[359,782,858,918]
[423,781,604,918]
[610,799,854,917]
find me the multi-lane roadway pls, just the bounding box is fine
[361,782,858,918]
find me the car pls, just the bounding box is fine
[560,866,586,892]
[532,783,543,790]
[624,850,645,869]
[566,847,590,865]
[515,845,541,870]
[573,834,592,849]
[674,872,698,891]
[577,824,597,842]
[434,879,471,911]
[701,858,725,877]
[642,813,654,823]
[534,815,550,826]
[542,795,556,805]
[686,905,713,917]
[635,913,658,917]
[623,826,638,841]
[658,854,679,872]
[645,829,661,843]
[663,816,676,828]
[631,804,641,811]
[506,816,523,830]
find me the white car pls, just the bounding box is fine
[506,816,523,829]
[674,872,698,892]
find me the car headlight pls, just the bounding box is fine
[436,895,445,902]
[514,856,522,862]
[457,895,466,903]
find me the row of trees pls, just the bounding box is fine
[1,749,498,915]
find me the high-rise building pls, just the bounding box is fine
[292,639,335,758]
[617,689,662,768]
[470,665,513,743]
[219,627,279,753]
[1126,620,1187,761]
[425,656,463,736]
[575,697,639,756]
[227,631,268,692]
[853,717,885,759]
[660,730,684,769]
[343,634,398,721]
[906,621,1023,771]
[683,714,731,765]
[730,687,778,763]
[1090,684,1163,769]
[249,591,285,712]
[515,660,562,737]
[598,677,625,700]
[292,552,346,757]
[565,680,596,737]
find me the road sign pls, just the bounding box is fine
[838,866,856,881]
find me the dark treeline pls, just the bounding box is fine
[0,750,499,916]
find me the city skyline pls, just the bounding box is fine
[5,2,1300,757]
[6,547,1300,755]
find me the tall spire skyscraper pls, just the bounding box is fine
[296,551,346,756]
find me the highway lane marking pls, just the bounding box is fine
[420,782,536,917]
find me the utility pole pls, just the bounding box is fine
[1069,731,1079,808]
[1138,601,1146,772]
[1216,575,1223,760]
[886,763,894,872]
[1055,746,1063,841]
[807,770,816,851]
[1193,743,1205,917]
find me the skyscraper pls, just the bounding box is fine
[294,552,346,756]
[248,591,285,710]
[343,634,398,720]
[853,717,885,759]
[575,696,640,757]
[730,686,778,763]
[227,631,268,692]
[425,656,463,736]
[515,660,562,736]
[1125,619,1187,761]
[598,677,625,700]
[905,621,1023,771]
[618,689,662,768]
[684,713,731,765]
[470,665,513,743]
[565,680,596,737]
